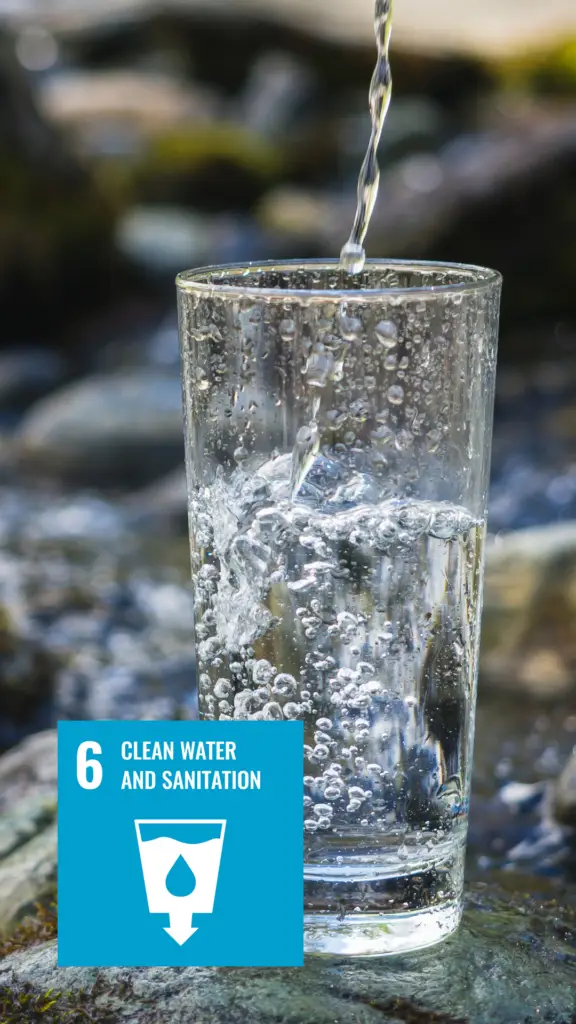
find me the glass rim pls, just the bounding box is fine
[176,258,502,301]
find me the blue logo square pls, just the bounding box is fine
[58,721,303,967]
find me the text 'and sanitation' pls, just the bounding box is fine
[120,740,262,791]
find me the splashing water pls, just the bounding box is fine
[340,0,394,275]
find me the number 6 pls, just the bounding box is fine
[77,741,103,790]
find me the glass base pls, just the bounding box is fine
[304,901,462,957]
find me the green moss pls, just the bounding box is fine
[0,901,112,1023]
[493,36,576,92]
[374,1000,467,1024]
[0,899,57,960]
[0,985,113,1023]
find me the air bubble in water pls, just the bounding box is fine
[313,804,333,818]
[430,508,459,539]
[306,348,334,387]
[280,318,296,341]
[339,313,363,341]
[273,673,297,697]
[387,384,405,405]
[375,320,398,348]
[263,701,284,720]
[309,745,328,762]
[253,659,275,685]
[214,679,232,699]
[316,717,333,731]
[283,702,302,719]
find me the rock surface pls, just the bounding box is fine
[0,580,58,749]
[0,883,575,1023]
[0,487,196,739]
[480,522,576,697]
[56,657,196,720]
[15,372,184,487]
[0,350,67,418]
[0,731,57,933]
[128,465,188,532]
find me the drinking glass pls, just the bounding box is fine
[177,260,501,956]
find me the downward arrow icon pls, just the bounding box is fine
[164,907,198,946]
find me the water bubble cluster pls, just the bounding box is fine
[191,450,483,849]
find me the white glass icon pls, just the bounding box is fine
[135,819,226,945]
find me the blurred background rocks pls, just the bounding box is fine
[0,0,576,1006]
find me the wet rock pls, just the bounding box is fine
[481,522,576,697]
[468,693,576,878]
[0,883,575,1022]
[15,372,184,487]
[31,500,126,546]
[0,598,57,750]
[0,350,66,418]
[0,487,198,744]
[489,360,576,530]
[0,824,57,934]
[116,206,225,275]
[39,69,219,152]
[0,732,57,818]
[0,732,57,933]
[136,314,180,371]
[56,658,195,721]
[127,465,188,532]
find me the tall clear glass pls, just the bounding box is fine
[177,260,501,957]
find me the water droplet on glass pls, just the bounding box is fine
[395,429,414,451]
[306,348,334,387]
[339,314,363,341]
[375,320,398,348]
[387,384,405,405]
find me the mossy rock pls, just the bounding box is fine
[0,883,575,1024]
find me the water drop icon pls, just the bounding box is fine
[165,854,196,898]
